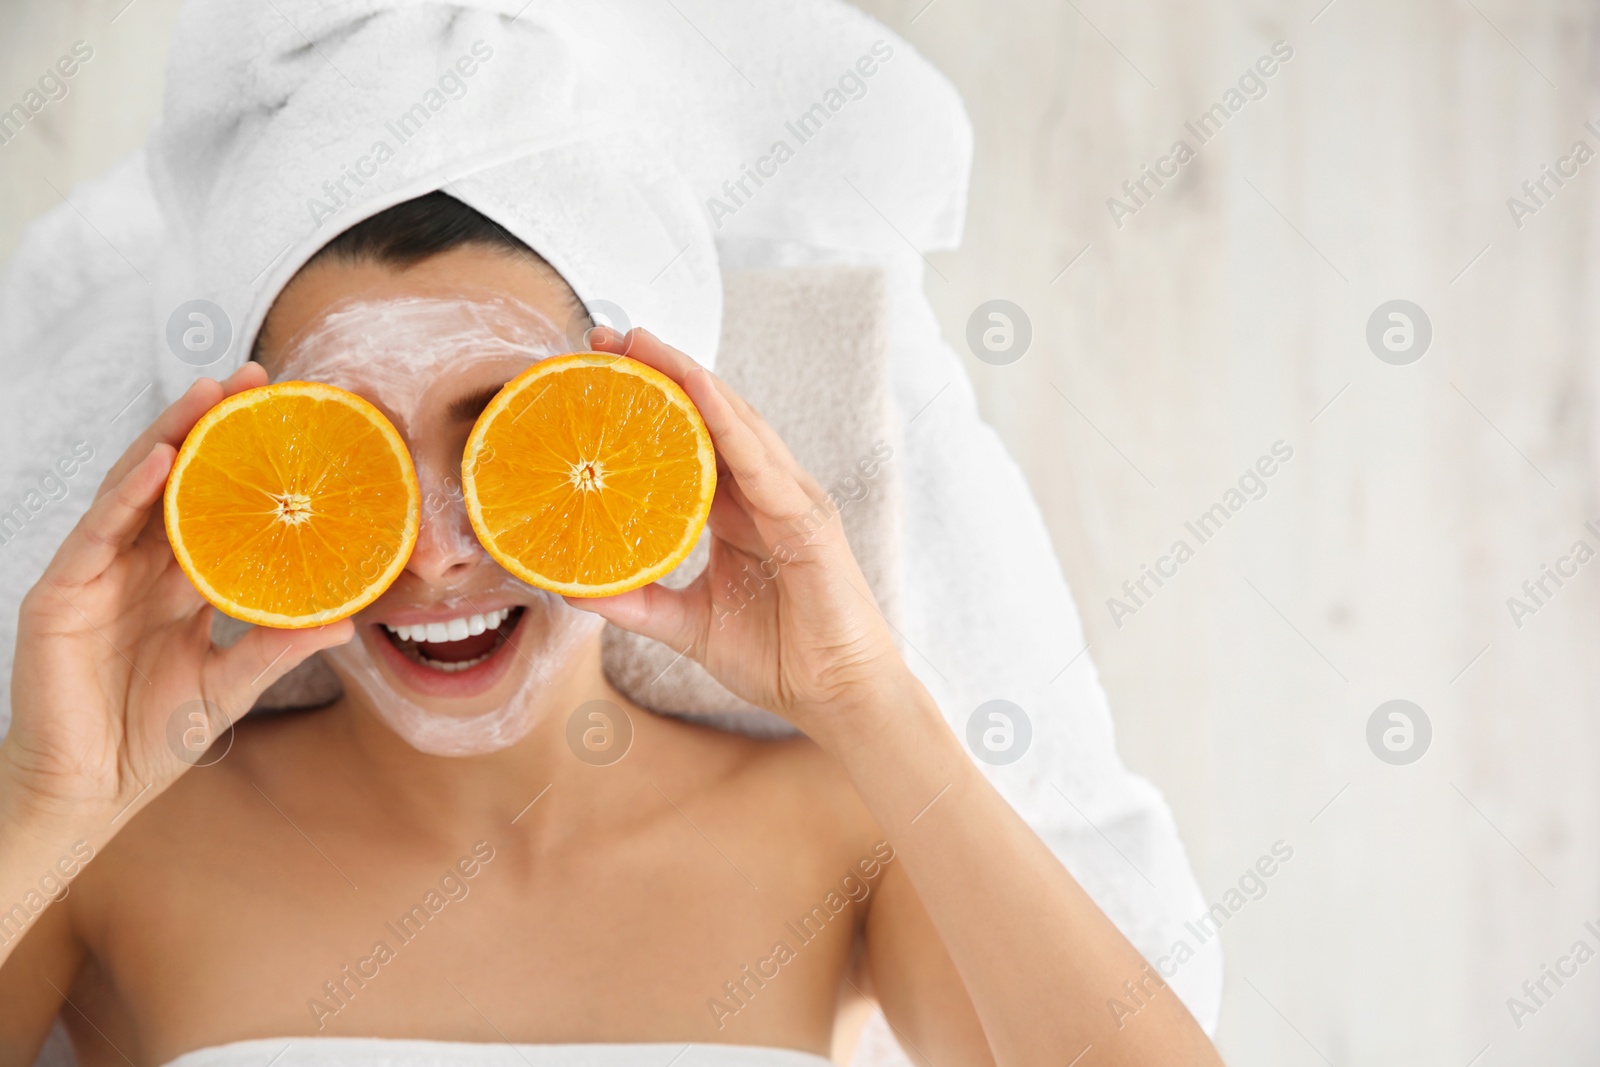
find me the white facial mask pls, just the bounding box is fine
[268,294,604,756]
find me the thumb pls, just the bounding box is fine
[207,620,355,723]
[564,582,705,660]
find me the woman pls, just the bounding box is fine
[0,190,1221,1066]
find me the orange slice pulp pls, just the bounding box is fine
[164,381,419,628]
[462,353,716,597]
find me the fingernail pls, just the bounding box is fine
[585,325,614,348]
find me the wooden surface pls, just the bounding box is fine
[867,0,1600,1063]
[5,1,1598,1064]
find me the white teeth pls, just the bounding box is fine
[382,608,517,673]
[382,609,513,648]
[427,650,494,672]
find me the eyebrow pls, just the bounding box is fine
[447,384,507,423]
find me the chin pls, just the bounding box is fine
[361,695,548,758]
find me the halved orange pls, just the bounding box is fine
[164,381,419,628]
[462,353,716,597]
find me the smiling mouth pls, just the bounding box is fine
[380,607,525,672]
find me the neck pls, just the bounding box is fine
[321,635,646,840]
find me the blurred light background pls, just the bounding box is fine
[4,1,1597,1063]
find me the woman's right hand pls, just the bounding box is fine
[0,363,353,843]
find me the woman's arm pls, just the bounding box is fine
[0,362,350,987]
[0,826,88,1064]
[573,326,1222,1067]
[844,676,1214,1065]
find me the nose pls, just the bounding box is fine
[407,470,483,586]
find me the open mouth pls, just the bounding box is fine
[379,607,525,672]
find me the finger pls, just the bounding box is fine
[679,366,818,528]
[590,328,829,536]
[704,375,826,498]
[590,327,827,494]
[92,365,255,504]
[207,619,355,725]
[44,444,175,588]
[706,483,768,558]
[564,581,705,657]
[93,379,213,501]
[600,329,804,512]
[227,361,270,392]
[585,325,699,380]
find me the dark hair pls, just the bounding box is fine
[306,191,542,268]
[254,192,582,360]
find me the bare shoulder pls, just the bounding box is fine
[73,709,332,896]
[636,712,888,881]
[648,714,871,822]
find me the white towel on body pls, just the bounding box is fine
[159,1037,833,1067]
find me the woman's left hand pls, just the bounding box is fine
[565,326,913,744]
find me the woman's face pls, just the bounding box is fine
[255,244,605,755]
